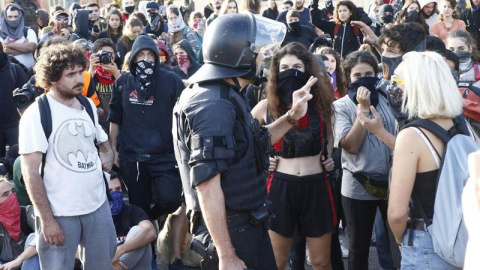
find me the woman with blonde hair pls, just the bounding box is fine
[388,51,476,269]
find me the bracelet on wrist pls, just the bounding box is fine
[286,109,298,125]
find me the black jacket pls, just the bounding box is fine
[109,35,185,162]
[312,7,372,58]
[282,25,318,48]
[462,1,480,46]
[69,9,94,42]
[262,8,279,20]
[0,58,27,128]
[172,39,201,80]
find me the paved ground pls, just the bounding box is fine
[156,227,383,270]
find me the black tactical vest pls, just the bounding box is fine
[173,82,268,214]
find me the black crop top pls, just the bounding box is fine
[409,169,439,219]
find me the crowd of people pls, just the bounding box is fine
[0,0,479,269]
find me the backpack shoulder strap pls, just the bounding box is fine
[410,127,441,167]
[404,119,451,144]
[333,24,340,37]
[76,95,95,125]
[353,25,360,37]
[37,94,52,178]
[474,62,480,81]
[38,94,52,141]
[75,94,113,201]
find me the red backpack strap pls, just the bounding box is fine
[334,24,340,37]
[474,62,480,81]
[353,25,362,46]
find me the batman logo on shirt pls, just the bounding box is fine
[52,119,98,173]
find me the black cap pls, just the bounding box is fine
[146,1,159,10]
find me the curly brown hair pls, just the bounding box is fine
[267,42,334,134]
[333,1,358,24]
[34,44,87,89]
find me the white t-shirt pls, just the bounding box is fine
[19,94,108,217]
[0,28,37,69]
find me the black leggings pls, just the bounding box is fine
[342,196,390,270]
[120,160,183,219]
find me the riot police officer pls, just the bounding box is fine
[172,12,317,269]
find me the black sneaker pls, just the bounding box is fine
[169,257,187,270]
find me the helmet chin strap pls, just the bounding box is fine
[232,77,242,90]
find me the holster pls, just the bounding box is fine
[190,217,219,270]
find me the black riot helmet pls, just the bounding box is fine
[188,12,286,83]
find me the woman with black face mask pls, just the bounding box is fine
[251,42,336,270]
[373,4,395,36]
[334,51,396,270]
[394,0,430,33]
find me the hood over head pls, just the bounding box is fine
[418,0,437,10]
[157,40,172,65]
[73,9,91,39]
[129,34,160,74]
[177,39,197,63]
[0,4,26,39]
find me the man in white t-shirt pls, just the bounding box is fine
[0,4,37,69]
[18,44,116,270]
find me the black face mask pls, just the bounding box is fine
[406,10,420,22]
[347,76,380,107]
[386,79,409,127]
[125,5,135,14]
[287,21,302,35]
[379,14,394,24]
[381,54,402,80]
[277,69,309,104]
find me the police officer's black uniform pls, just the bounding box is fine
[172,13,287,270]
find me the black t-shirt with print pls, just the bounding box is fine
[112,204,149,245]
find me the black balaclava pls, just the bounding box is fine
[379,4,394,25]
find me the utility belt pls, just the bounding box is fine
[406,218,432,246]
[188,203,271,270]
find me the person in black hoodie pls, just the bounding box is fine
[172,39,201,80]
[461,0,480,46]
[373,4,395,36]
[0,43,27,157]
[282,10,318,48]
[69,9,94,43]
[109,34,185,221]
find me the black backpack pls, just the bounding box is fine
[37,94,112,200]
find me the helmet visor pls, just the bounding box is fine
[250,15,286,58]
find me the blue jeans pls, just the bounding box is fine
[22,233,40,270]
[374,209,393,270]
[401,229,461,270]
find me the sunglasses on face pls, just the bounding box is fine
[56,16,69,21]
